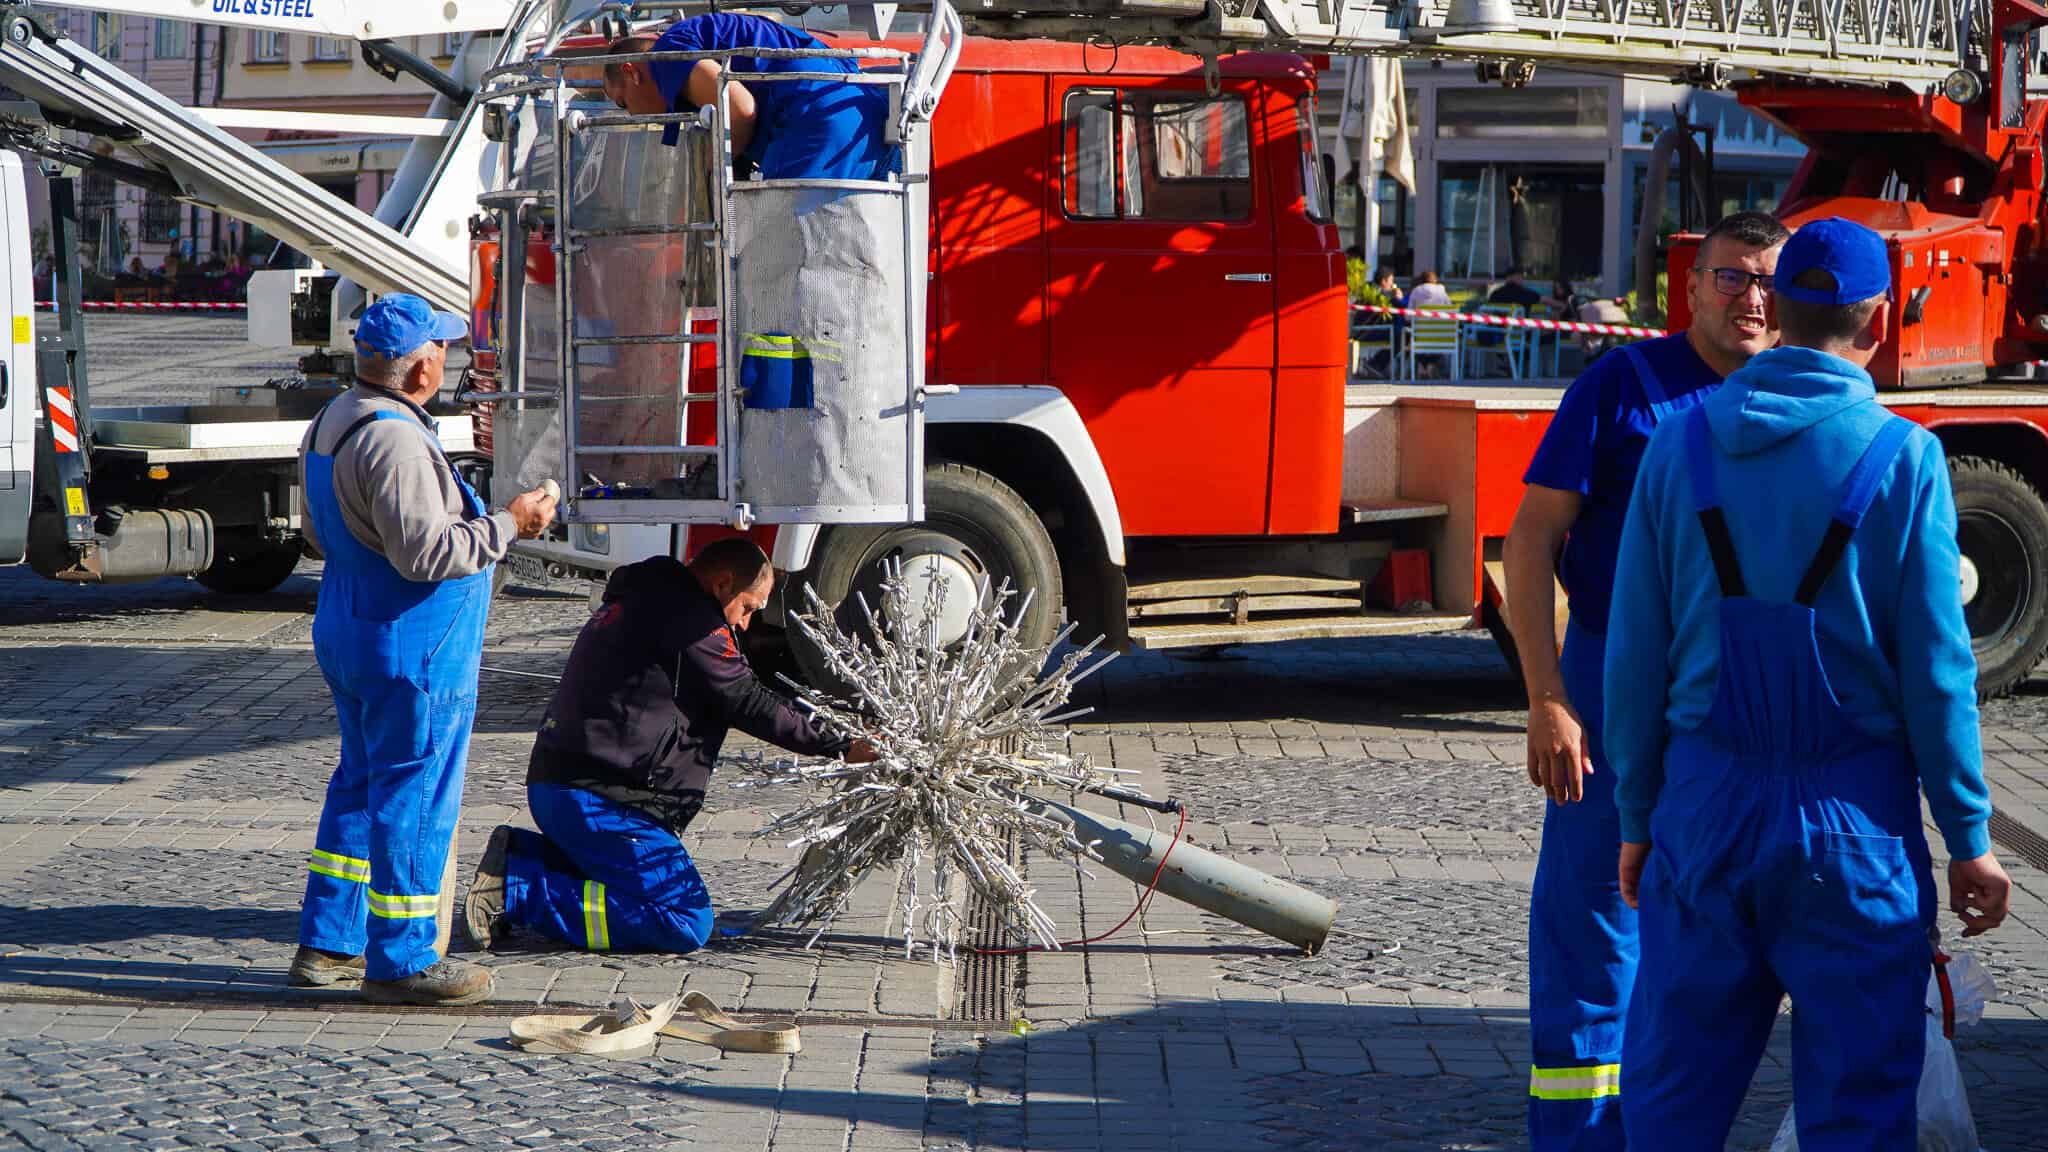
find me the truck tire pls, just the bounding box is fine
[784,462,1062,694]
[1951,455,2048,699]
[194,532,303,595]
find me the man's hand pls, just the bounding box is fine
[843,738,879,764]
[1619,841,1650,910]
[506,485,558,539]
[1950,851,2012,938]
[1528,695,1594,804]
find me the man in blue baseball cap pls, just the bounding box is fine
[601,13,896,182]
[289,292,558,1005]
[1602,216,2011,1146]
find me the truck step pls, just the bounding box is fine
[1343,500,1449,524]
[1126,573,1361,601]
[1130,593,1364,619]
[1128,611,1473,650]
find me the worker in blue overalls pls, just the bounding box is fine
[1502,211,1787,1150]
[601,12,897,182]
[1604,217,2011,1148]
[289,293,557,1005]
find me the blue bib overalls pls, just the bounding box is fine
[500,784,717,955]
[1621,409,1934,1150]
[1529,343,1704,1149]
[296,404,492,981]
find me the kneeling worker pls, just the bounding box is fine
[602,12,895,182]
[463,539,874,953]
[1604,217,2011,1147]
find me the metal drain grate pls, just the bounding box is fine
[1989,808,2048,872]
[953,830,1019,1023]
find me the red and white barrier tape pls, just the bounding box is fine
[35,300,246,311]
[1354,304,1667,339]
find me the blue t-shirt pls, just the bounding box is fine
[649,14,896,181]
[1522,333,1722,634]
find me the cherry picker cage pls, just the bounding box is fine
[468,0,962,530]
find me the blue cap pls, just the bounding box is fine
[354,292,468,359]
[1773,217,1891,305]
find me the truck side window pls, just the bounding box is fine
[1062,88,1251,222]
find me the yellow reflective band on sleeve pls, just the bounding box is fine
[1529,1063,1621,1101]
[582,880,610,951]
[307,848,371,884]
[367,888,439,920]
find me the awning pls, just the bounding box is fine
[254,137,413,178]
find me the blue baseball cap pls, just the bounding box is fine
[1773,217,1891,305]
[354,292,467,359]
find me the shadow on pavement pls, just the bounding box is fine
[618,997,2048,1152]
[0,904,298,950]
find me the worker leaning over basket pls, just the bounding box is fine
[602,12,898,182]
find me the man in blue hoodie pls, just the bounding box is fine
[1504,211,1785,1151]
[1604,217,2011,1148]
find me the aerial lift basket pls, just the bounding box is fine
[472,0,961,529]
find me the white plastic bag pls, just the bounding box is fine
[1767,958,1993,1152]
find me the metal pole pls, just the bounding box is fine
[1029,796,1337,954]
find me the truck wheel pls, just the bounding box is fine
[1951,456,2048,698]
[785,462,1062,695]
[194,533,303,595]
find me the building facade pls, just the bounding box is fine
[31,8,447,280]
[1324,61,1806,299]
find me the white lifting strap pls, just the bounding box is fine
[509,990,802,1055]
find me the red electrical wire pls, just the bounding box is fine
[970,803,1189,955]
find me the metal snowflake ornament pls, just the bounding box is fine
[744,558,1121,960]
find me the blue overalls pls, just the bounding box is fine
[500,785,716,954]
[1620,409,1935,1150]
[1530,343,1705,1149]
[296,404,493,981]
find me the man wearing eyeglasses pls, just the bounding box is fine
[288,293,558,1005]
[1501,211,1787,1151]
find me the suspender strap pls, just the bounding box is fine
[1793,417,1916,605]
[1621,342,1677,424]
[329,414,385,456]
[1684,406,1747,598]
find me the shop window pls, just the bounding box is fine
[1438,163,1603,283]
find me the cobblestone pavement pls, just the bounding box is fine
[0,319,2044,1148]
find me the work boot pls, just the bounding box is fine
[287,945,365,987]
[360,959,494,1007]
[463,824,514,951]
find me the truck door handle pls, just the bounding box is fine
[1224,273,1272,283]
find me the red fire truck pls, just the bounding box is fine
[483,29,2048,698]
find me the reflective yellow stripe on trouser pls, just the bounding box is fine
[367,889,439,920]
[582,880,611,951]
[742,333,809,360]
[307,848,371,885]
[1530,1063,1621,1101]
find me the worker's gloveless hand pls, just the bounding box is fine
[507,487,558,539]
[1527,695,1594,804]
[1950,851,2013,937]
[844,738,879,764]
[1618,841,1650,910]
